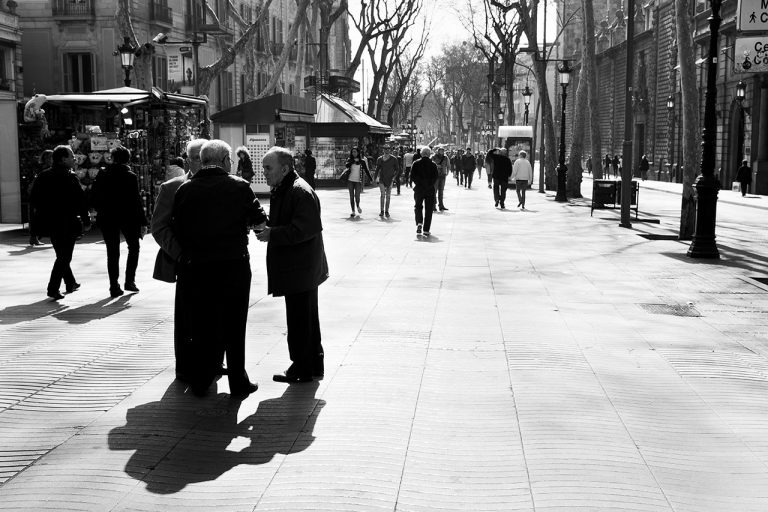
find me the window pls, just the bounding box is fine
[152,55,168,91]
[217,71,234,109]
[62,52,95,92]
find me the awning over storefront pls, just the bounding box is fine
[313,93,391,136]
[43,87,207,108]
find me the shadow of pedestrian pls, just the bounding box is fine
[0,299,67,324]
[108,381,325,494]
[7,244,53,256]
[52,295,132,324]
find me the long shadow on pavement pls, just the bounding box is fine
[52,295,133,324]
[0,299,68,324]
[108,380,324,494]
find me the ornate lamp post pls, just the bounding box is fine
[555,61,572,202]
[116,37,137,87]
[687,0,722,259]
[522,85,532,125]
[736,80,746,103]
[667,95,675,183]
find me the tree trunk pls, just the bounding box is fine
[258,0,312,98]
[566,62,586,198]
[582,0,603,180]
[675,0,699,239]
[115,0,152,88]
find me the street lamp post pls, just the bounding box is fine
[522,85,532,125]
[117,37,137,87]
[687,0,722,259]
[497,108,504,147]
[667,95,675,183]
[555,61,572,202]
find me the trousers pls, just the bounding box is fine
[100,223,140,285]
[414,189,436,231]
[284,287,323,376]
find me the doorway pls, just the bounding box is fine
[727,105,745,188]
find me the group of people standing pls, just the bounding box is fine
[151,139,328,397]
[30,138,328,399]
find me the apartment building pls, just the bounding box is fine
[16,0,351,113]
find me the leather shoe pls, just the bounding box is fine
[47,290,64,300]
[124,282,139,292]
[66,283,81,293]
[110,286,124,298]
[229,380,258,398]
[273,372,312,383]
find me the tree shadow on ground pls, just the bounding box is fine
[108,380,324,494]
[660,242,768,275]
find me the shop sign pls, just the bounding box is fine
[90,135,109,151]
[168,54,183,82]
[733,35,768,73]
[737,0,768,31]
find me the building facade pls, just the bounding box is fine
[564,0,768,193]
[16,0,351,114]
[0,0,22,222]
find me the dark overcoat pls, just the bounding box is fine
[266,171,329,297]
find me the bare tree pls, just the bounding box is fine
[582,0,603,181]
[674,0,699,239]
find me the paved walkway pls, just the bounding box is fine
[1,173,767,511]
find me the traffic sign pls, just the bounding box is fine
[733,35,768,73]
[737,0,768,31]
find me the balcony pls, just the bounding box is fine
[150,1,173,26]
[52,0,94,17]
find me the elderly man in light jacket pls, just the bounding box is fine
[511,150,533,210]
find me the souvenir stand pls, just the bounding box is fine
[20,87,208,220]
[310,93,391,184]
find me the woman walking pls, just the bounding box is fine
[235,146,254,183]
[345,147,372,217]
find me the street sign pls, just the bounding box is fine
[737,0,768,31]
[733,35,768,73]
[179,46,191,52]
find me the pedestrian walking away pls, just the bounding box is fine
[476,151,484,179]
[375,144,401,218]
[258,146,329,384]
[612,154,620,178]
[151,138,207,384]
[27,149,53,246]
[491,148,512,209]
[485,149,495,188]
[171,139,267,398]
[640,154,650,181]
[29,145,91,300]
[303,149,317,189]
[432,146,450,211]
[344,147,373,217]
[462,147,476,189]
[511,150,533,209]
[604,154,611,178]
[91,145,149,297]
[410,146,439,236]
[403,148,415,189]
[736,159,752,197]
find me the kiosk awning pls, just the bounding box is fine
[498,125,533,138]
[315,93,391,135]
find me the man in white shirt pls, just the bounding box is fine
[403,149,414,188]
[511,150,533,209]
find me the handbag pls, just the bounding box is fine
[152,248,177,283]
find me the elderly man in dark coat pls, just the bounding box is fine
[172,139,267,398]
[492,148,513,209]
[257,146,329,384]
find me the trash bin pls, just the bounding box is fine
[590,180,617,216]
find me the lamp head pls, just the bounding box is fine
[558,60,573,86]
[666,95,674,110]
[736,81,746,101]
[522,85,532,105]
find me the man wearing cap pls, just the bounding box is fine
[511,150,533,209]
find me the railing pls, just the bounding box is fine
[150,1,173,25]
[52,0,94,17]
